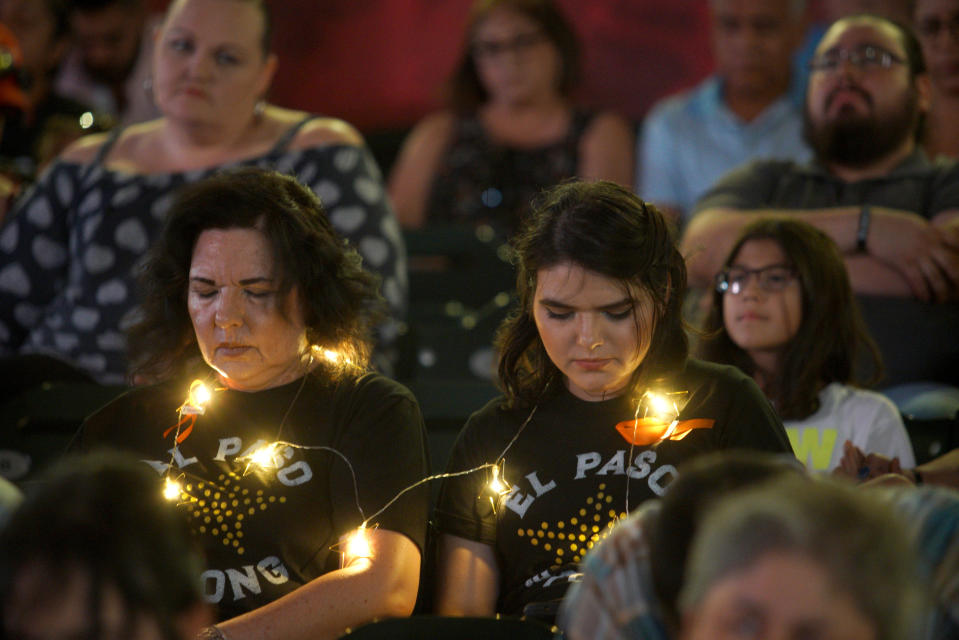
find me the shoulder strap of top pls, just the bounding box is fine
[89,126,124,168]
[270,114,321,154]
[76,126,124,183]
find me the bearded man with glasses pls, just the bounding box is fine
[681,13,959,400]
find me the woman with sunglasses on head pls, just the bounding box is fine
[432,181,792,620]
[700,218,914,473]
[388,0,634,235]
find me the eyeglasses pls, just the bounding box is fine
[472,31,545,60]
[917,15,959,41]
[716,265,797,295]
[808,45,905,73]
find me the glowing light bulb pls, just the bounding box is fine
[181,380,212,415]
[488,464,510,497]
[163,477,182,501]
[191,382,211,406]
[311,344,353,367]
[249,443,280,469]
[645,392,674,418]
[345,525,373,560]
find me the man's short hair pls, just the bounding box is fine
[832,13,927,77]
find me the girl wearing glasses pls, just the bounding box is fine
[700,218,914,473]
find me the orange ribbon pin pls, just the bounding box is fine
[614,417,715,445]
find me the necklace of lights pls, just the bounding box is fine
[158,349,691,564]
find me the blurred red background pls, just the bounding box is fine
[148,0,714,133]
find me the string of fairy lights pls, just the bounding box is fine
[156,346,690,564]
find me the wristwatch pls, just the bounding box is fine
[856,204,871,252]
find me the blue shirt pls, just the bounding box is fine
[636,76,810,224]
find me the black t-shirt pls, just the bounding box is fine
[433,359,793,614]
[81,370,429,621]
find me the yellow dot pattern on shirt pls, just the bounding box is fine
[513,483,628,565]
[181,472,285,557]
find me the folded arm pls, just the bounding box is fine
[217,528,421,640]
[682,205,959,301]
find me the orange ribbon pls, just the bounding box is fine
[162,414,196,444]
[614,417,715,445]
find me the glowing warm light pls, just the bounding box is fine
[79,111,95,129]
[163,477,182,501]
[191,382,212,405]
[312,345,352,366]
[345,525,373,560]
[488,464,510,497]
[248,443,281,469]
[645,392,675,419]
[181,380,212,415]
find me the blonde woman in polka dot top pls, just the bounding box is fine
[0,0,405,388]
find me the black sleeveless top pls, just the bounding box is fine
[425,110,595,235]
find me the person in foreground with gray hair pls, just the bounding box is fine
[678,477,922,640]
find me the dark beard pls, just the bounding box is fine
[803,90,919,168]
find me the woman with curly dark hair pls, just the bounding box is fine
[432,180,792,618]
[80,168,429,640]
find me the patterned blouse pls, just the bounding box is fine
[0,117,406,384]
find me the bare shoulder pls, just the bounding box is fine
[578,110,636,186]
[393,110,457,163]
[408,110,457,143]
[58,131,113,164]
[390,111,458,180]
[289,116,364,149]
[582,110,636,143]
[58,120,162,165]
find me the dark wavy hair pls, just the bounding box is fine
[496,180,688,407]
[0,451,206,640]
[446,0,580,112]
[127,167,383,383]
[698,219,882,420]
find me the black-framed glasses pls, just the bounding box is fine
[917,14,959,40]
[808,45,905,73]
[472,30,545,60]
[716,265,797,295]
